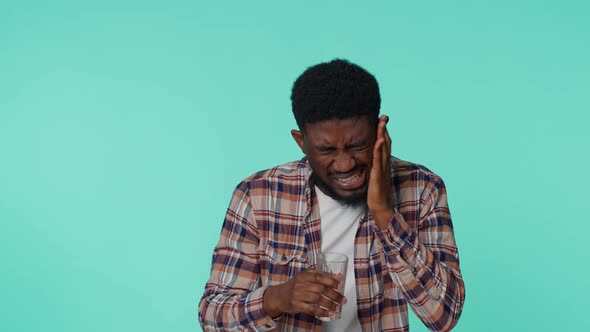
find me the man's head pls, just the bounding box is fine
[291,59,381,130]
[290,59,381,206]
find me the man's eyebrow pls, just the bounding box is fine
[314,140,368,151]
[314,144,335,151]
[346,140,368,148]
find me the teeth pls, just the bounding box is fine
[337,171,361,183]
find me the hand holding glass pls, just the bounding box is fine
[315,252,348,321]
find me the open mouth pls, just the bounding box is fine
[333,169,366,190]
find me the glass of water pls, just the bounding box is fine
[315,252,348,321]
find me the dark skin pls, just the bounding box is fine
[263,115,406,318]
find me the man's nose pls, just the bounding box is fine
[332,153,356,173]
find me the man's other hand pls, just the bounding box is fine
[263,270,347,318]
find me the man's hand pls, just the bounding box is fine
[368,115,395,230]
[263,271,346,318]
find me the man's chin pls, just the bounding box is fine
[337,192,367,207]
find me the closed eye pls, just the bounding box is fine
[315,146,336,154]
[351,145,369,152]
[347,141,370,151]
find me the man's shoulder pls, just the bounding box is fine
[391,156,444,184]
[237,158,310,192]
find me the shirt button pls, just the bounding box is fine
[281,255,287,262]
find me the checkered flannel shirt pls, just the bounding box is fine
[199,157,465,331]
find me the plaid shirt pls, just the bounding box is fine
[199,157,465,331]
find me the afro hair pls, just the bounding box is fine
[291,59,381,131]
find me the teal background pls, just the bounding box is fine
[1,1,589,331]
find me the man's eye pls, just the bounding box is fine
[317,148,335,155]
[351,145,369,151]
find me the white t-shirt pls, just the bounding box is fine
[315,186,363,332]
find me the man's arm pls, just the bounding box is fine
[198,182,276,332]
[373,178,465,332]
[199,181,345,331]
[368,115,465,332]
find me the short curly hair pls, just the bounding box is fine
[291,59,381,131]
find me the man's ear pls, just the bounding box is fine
[291,129,306,154]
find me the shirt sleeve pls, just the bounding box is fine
[373,176,466,332]
[198,182,277,332]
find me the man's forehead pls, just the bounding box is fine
[304,115,372,129]
[303,117,375,141]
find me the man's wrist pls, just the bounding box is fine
[372,208,395,230]
[262,285,282,318]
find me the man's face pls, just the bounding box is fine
[291,116,377,206]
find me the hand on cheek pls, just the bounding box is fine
[368,115,394,229]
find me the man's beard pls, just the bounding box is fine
[311,173,367,207]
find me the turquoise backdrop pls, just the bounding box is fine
[1,1,589,331]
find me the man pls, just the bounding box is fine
[199,59,465,331]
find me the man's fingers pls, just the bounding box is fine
[385,128,391,151]
[289,290,339,317]
[384,125,391,156]
[381,137,388,171]
[382,117,391,171]
[379,115,388,132]
[304,292,340,311]
[311,271,340,289]
[375,115,389,172]
[320,287,344,304]
[300,272,344,306]
[373,137,383,174]
[280,271,348,317]
[306,303,332,318]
